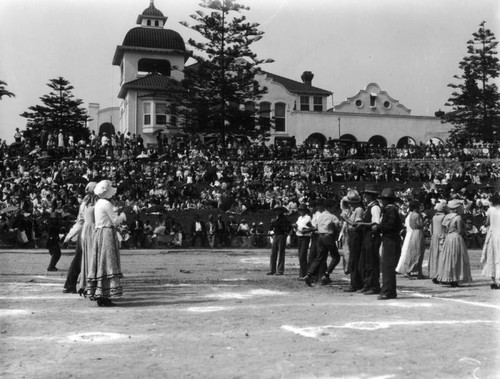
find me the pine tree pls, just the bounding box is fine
[0,80,15,100]
[180,0,273,146]
[20,77,90,145]
[444,21,500,143]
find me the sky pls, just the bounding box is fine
[1,0,499,143]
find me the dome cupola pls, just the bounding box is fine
[136,0,168,28]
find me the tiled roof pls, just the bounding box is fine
[262,71,332,96]
[123,27,185,50]
[118,74,184,98]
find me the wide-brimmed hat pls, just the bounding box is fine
[94,180,117,199]
[360,184,379,196]
[379,188,397,200]
[447,199,463,210]
[85,181,97,194]
[346,189,361,203]
[434,200,446,212]
[298,203,309,211]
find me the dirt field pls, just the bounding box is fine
[1,247,499,379]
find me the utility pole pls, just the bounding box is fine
[338,117,341,139]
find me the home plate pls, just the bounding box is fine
[0,309,31,316]
[67,332,129,343]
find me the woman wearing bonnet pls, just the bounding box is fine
[435,199,472,287]
[86,180,127,307]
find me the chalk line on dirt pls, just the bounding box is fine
[282,319,500,338]
[403,290,500,310]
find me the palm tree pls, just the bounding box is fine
[0,80,15,100]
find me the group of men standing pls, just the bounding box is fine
[267,184,403,300]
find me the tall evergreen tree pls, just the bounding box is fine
[444,21,500,143]
[180,0,273,146]
[0,80,15,100]
[20,77,90,144]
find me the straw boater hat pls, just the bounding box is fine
[447,199,463,210]
[360,184,379,196]
[346,189,361,203]
[94,180,117,199]
[85,181,97,194]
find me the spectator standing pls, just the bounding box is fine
[46,212,62,272]
[295,203,312,280]
[206,214,216,248]
[342,190,364,292]
[305,199,341,286]
[357,184,382,295]
[190,214,207,247]
[396,201,426,279]
[87,180,127,307]
[428,201,446,283]
[214,214,226,248]
[435,200,472,287]
[480,194,500,289]
[378,188,403,300]
[267,207,292,275]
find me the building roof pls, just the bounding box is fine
[141,2,164,17]
[118,73,184,99]
[261,71,332,96]
[122,27,185,50]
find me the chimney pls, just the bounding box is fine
[301,71,314,86]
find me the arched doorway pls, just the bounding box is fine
[427,137,443,146]
[99,122,115,136]
[368,135,387,147]
[339,134,357,142]
[305,133,326,146]
[396,136,416,148]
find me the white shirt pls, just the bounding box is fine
[296,214,312,237]
[94,199,126,228]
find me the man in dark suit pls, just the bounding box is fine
[191,214,207,248]
[214,214,226,248]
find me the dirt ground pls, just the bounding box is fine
[0,247,499,379]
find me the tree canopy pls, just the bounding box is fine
[0,80,15,100]
[180,0,273,146]
[443,21,500,144]
[20,77,90,144]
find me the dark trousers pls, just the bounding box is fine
[308,234,339,278]
[381,234,401,297]
[307,234,319,277]
[270,234,286,274]
[63,236,82,291]
[297,236,310,277]
[359,231,381,290]
[348,230,363,290]
[192,232,206,247]
[47,244,61,270]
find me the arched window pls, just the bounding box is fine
[306,133,326,146]
[147,20,151,26]
[138,58,171,76]
[155,20,159,27]
[340,134,357,142]
[396,136,416,148]
[275,102,286,132]
[368,135,387,147]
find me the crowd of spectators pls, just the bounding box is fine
[0,129,498,249]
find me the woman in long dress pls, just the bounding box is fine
[77,183,98,294]
[396,204,417,277]
[481,193,500,289]
[428,201,446,283]
[435,199,472,287]
[87,180,127,307]
[396,201,425,279]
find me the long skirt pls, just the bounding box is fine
[435,232,472,283]
[482,229,500,281]
[428,234,442,278]
[86,228,123,300]
[77,223,95,292]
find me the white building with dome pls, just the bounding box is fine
[89,1,453,148]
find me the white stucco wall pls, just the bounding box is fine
[121,50,185,84]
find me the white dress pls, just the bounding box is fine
[396,214,413,274]
[482,206,500,281]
